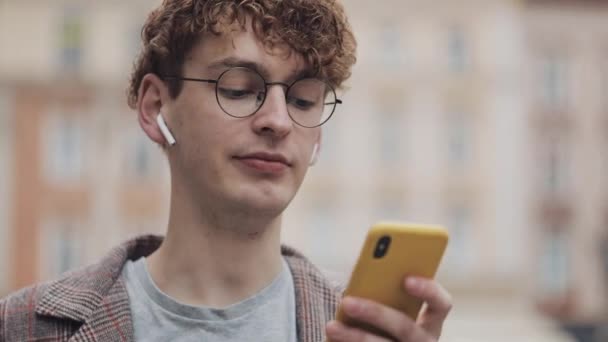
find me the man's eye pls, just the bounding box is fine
[288,97,316,110]
[218,88,254,99]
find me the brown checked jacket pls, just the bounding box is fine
[0,235,343,341]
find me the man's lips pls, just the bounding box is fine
[233,152,291,173]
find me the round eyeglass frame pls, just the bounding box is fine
[162,66,342,128]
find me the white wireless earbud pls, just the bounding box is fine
[309,143,319,166]
[156,113,176,146]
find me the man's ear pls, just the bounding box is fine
[137,73,170,146]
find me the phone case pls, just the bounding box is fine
[334,222,449,338]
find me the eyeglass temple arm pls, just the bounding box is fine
[162,76,218,84]
[324,99,342,105]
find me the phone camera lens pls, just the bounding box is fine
[373,235,391,259]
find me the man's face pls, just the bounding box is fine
[163,24,321,217]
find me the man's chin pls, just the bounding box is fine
[233,189,293,217]
[245,197,290,216]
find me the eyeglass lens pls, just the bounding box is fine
[215,67,337,127]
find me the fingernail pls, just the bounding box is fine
[407,277,422,291]
[326,321,342,338]
[342,297,362,315]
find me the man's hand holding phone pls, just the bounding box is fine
[326,276,452,341]
[326,222,453,341]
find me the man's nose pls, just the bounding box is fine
[251,85,293,138]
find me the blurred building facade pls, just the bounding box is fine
[0,0,171,292]
[1,0,606,341]
[523,1,608,339]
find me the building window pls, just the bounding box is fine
[444,206,475,274]
[126,128,166,180]
[60,8,84,72]
[45,114,84,183]
[378,109,404,164]
[446,111,473,167]
[540,56,568,110]
[43,220,84,278]
[542,140,569,196]
[130,131,155,179]
[539,228,570,295]
[447,27,469,73]
[55,229,80,275]
[307,197,337,265]
[134,141,151,177]
[377,23,403,67]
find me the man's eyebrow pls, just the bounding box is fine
[292,67,316,81]
[208,57,270,77]
[207,57,314,81]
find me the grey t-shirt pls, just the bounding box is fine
[121,257,298,342]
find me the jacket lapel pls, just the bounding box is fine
[67,278,133,342]
[35,235,164,342]
[283,246,343,342]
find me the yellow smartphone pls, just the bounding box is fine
[333,221,449,339]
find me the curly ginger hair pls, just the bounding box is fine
[127,0,357,109]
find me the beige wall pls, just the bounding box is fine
[0,86,14,295]
[0,3,55,81]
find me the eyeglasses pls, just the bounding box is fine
[163,67,342,128]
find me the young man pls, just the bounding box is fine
[0,1,452,341]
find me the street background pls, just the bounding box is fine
[1,0,607,341]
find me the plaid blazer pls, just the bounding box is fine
[0,235,343,341]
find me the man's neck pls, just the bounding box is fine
[146,187,285,308]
